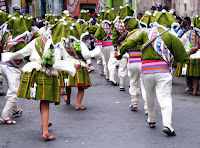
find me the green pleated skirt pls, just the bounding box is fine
[58,71,68,87]
[187,59,200,77]
[67,67,92,88]
[17,70,60,105]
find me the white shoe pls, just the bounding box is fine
[144,109,148,115]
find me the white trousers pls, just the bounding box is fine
[102,46,117,81]
[1,65,21,119]
[141,73,173,130]
[128,62,147,109]
[1,65,21,102]
[118,54,128,79]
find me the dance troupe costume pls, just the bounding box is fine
[0,10,8,96]
[95,8,119,85]
[0,11,40,124]
[118,10,198,136]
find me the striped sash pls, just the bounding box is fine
[141,60,170,75]
[186,30,200,48]
[35,36,52,76]
[101,23,113,38]
[129,51,142,63]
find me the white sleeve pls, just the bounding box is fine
[80,41,92,60]
[52,47,76,77]
[1,39,34,62]
[180,33,190,52]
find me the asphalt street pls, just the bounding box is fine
[0,59,200,148]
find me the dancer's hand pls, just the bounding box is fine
[74,64,81,70]
[190,46,198,54]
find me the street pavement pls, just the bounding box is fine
[0,59,200,148]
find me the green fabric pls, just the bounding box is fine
[193,14,200,29]
[187,59,200,77]
[45,13,55,24]
[79,10,90,22]
[120,27,189,62]
[153,12,177,28]
[103,8,116,22]
[88,25,98,34]
[18,70,60,105]
[50,21,71,45]
[0,11,8,25]
[140,13,151,28]
[58,71,68,86]
[64,44,85,61]
[70,22,83,40]
[10,42,27,53]
[67,67,91,88]
[24,14,34,32]
[7,11,28,39]
[95,25,107,40]
[61,13,70,20]
[118,4,134,20]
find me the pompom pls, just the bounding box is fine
[72,23,75,26]
[162,9,167,13]
[0,10,2,13]
[111,8,114,10]
[49,14,52,16]
[196,15,198,18]
[102,10,105,12]
[53,14,55,16]
[8,14,11,18]
[119,6,123,9]
[81,10,84,13]
[107,10,110,13]
[63,17,66,20]
[30,16,33,19]
[12,17,16,20]
[59,19,65,22]
[63,21,67,26]
[55,18,58,21]
[145,11,150,15]
[126,4,129,7]
[27,17,30,20]
[70,26,74,30]
[87,10,89,12]
[67,13,69,16]
[45,14,47,16]
[169,10,174,14]
[84,11,86,13]
[98,14,100,16]
[20,15,23,18]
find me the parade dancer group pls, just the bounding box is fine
[0,3,199,140]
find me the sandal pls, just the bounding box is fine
[42,133,55,140]
[0,117,16,124]
[11,109,23,116]
[64,96,70,105]
[75,106,87,111]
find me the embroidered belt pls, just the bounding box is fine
[129,51,142,63]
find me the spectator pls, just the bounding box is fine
[157,4,162,12]
[150,6,156,12]
[137,13,142,20]
[177,20,191,38]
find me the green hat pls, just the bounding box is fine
[193,14,200,29]
[152,10,177,28]
[0,10,8,26]
[103,8,116,22]
[7,11,28,39]
[50,21,71,45]
[24,14,34,32]
[118,4,134,20]
[70,22,84,40]
[45,13,56,24]
[140,11,153,28]
[79,9,90,22]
